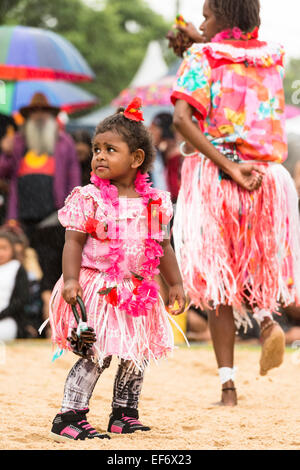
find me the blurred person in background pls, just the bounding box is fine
[149,112,184,202]
[0,114,18,225]
[0,230,29,341]
[279,139,300,343]
[186,305,211,342]
[285,138,300,203]
[3,93,81,328]
[11,229,44,338]
[71,129,93,186]
[148,113,169,191]
[149,113,178,306]
[294,160,300,199]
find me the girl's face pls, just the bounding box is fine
[91,131,144,182]
[199,0,225,42]
[14,242,26,264]
[0,238,14,265]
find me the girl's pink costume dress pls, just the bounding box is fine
[171,38,300,325]
[49,184,176,369]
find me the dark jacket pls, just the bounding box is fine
[2,130,81,220]
[0,265,30,338]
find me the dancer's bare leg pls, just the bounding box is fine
[253,309,285,375]
[207,305,237,406]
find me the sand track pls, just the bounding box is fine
[0,340,300,450]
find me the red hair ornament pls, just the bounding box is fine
[123,97,144,122]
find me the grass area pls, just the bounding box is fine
[6,338,297,355]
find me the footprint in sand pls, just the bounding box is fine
[182,425,200,431]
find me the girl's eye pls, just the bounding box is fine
[94,147,100,154]
[107,147,115,153]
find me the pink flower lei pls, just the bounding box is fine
[211,26,259,43]
[90,171,165,318]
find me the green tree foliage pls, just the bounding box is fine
[1,0,171,108]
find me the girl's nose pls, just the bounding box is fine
[95,151,105,160]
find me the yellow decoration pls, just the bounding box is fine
[175,15,187,27]
[218,124,234,135]
[167,301,188,344]
[24,150,49,169]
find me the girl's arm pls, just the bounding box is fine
[173,100,265,191]
[159,239,186,315]
[62,230,87,305]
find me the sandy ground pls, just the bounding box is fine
[0,339,300,451]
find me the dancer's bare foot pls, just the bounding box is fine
[259,320,285,376]
[221,380,237,406]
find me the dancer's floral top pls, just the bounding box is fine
[171,38,287,163]
[58,173,173,318]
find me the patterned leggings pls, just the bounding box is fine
[61,356,145,413]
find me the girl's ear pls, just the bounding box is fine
[131,149,145,169]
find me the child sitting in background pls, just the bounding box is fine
[0,230,29,341]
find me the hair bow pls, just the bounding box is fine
[124,97,144,122]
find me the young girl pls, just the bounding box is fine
[48,98,186,442]
[170,0,300,406]
[0,231,29,341]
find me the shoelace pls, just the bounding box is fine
[121,416,143,426]
[77,419,98,434]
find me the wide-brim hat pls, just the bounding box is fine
[19,92,60,118]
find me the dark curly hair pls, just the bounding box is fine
[93,108,155,174]
[167,0,261,57]
[209,0,261,32]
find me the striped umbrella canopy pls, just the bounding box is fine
[0,80,99,116]
[112,75,175,108]
[0,25,95,81]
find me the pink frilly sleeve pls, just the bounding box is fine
[58,186,96,232]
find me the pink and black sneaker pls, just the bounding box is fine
[107,407,151,434]
[50,408,110,442]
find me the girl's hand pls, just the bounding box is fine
[228,163,265,191]
[166,29,194,57]
[168,284,186,315]
[176,22,204,43]
[62,279,83,305]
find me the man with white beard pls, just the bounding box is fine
[3,93,81,329]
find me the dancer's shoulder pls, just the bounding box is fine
[198,40,285,68]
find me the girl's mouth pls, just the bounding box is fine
[96,165,108,170]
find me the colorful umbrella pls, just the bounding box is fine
[0,25,95,82]
[0,80,99,116]
[112,75,175,108]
